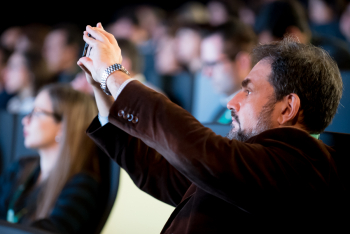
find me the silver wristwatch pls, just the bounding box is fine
[100,63,130,95]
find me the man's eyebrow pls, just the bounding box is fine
[241,79,252,88]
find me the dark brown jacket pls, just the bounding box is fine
[87,81,349,233]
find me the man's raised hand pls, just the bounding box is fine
[77,23,123,84]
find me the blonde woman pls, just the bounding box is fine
[0,84,100,234]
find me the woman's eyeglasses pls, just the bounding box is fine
[26,109,62,122]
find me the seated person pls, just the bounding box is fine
[255,0,350,70]
[80,23,348,233]
[0,84,100,234]
[4,51,52,114]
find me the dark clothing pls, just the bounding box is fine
[87,81,349,233]
[0,156,100,234]
[310,21,347,42]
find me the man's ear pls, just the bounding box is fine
[235,51,251,78]
[277,93,301,126]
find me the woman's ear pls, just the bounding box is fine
[277,93,301,126]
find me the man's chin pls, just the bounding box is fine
[227,126,254,142]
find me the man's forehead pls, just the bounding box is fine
[242,59,272,87]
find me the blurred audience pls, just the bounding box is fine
[4,51,52,114]
[175,25,203,74]
[0,84,100,234]
[340,1,350,46]
[200,19,257,124]
[15,24,50,53]
[42,24,82,83]
[255,0,350,70]
[174,2,209,25]
[0,27,22,52]
[0,45,12,110]
[107,8,148,46]
[118,38,163,93]
[308,0,347,40]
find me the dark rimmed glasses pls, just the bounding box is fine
[26,109,62,122]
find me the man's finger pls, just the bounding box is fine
[93,23,118,45]
[86,25,109,44]
[97,22,103,29]
[83,31,101,47]
[78,57,94,75]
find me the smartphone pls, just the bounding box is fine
[82,33,95,57]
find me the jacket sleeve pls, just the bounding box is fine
[87,117,192,207]
[104,81,335,210]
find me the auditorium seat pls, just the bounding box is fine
[325,71,350,133]
[203,123,231,137]
[0,111,16,174]
[160,71,195,113]
[0,220,54,234]
[13,114,37,161]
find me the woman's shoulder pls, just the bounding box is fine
[1,156,39,179]
[17,156,40,168]
[57,171,100,201]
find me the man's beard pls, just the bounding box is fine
[227,97,276,142]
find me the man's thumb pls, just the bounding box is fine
[78,57,94,73]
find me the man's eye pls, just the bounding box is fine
[245,89,251,95]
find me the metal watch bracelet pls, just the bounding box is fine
[100,63,130,95]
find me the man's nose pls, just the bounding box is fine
[227,91,242,112]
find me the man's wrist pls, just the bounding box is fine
[106,71,131,99]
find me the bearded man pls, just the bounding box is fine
[79,23,348,233]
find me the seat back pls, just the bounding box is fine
[325,71,350,133]
[319,131,350,149]
[0,111,16,174]
[161,71,195,113]
[13,114,37,161]
[0,220,55,234]
[203,123,231,137]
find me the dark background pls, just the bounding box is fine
[0,0,208,33]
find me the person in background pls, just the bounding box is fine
[155,2,210,113]
[0,84,100,234]
[155,24,203,112]
[4,51,52,114]
[117,38,163,93]
[134,5,168,87]
[0,27,22,53]
[339,1,350,47]
[308,0,347,41]
[0,45,12,110]
[255,0,350,70]
[199,20,257,124]
[43,24,82,83]
[15,24,50,53]
[107,8,148,46]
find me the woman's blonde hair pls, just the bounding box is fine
[35,84,99,219]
